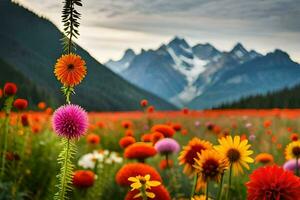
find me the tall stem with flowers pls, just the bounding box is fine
[53,0,88,199]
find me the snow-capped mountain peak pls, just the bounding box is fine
[106,48,136,73]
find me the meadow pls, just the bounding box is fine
[1,96,300,199]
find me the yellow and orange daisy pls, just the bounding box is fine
[214,135,254,175]
[54,53,87,87]
[193,149,229,183]
[178,137,213,176]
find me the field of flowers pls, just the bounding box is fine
[1,90,300,200]
[1,1,300,200]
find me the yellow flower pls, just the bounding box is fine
[193,149,229,183]
[214,135,254,175]
[285,141,300,160]
[128,174,161,199]
[192,195,210,200]
[178,137,213,176]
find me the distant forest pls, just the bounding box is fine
[217,84,300,109]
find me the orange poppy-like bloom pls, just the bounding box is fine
[255,153,274,165]
[151,124,175,138]
[122,120,133,129]
[119,136,136,149]
[263,120,272,128]
[290,133,299,141]
[178,137,213,176]
[54,53,87,87]
[141,134,152,142]
[125,185,171,200]
[171,123,182,132]
[151,132,164,144]
[0,89,2,98]
[125,129,134,136]
[116,163,162,186]
[124,142,157,162]
[147,106,155,113]
[73,170,95,188]
[86,133,100,145]
[37,102,46,110]
[140,99,148,107]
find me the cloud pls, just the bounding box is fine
[14,0,300,63]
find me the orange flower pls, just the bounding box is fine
[171,123,182,132]
[241,134,247,141]
[45,107,53,115]
[125,129,134,136]
[122,120,132,129]
[151,132,164,144]
[255,153,274,165]
[290,133,298,141]
[37,102,46,110]
[178,137,213,176]
[181,129,188,136]
[151,124,175,138]
[124,142,156,162]
[263,120,272,128]
[86,133,100,145]
[119,136,136,149]
[73,170,95,188]
[141,134,152,142]
[54,53,87,87]
[116,163,162,186]
[147,106,155,113]
[182,108,189,114]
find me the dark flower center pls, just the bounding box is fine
[186,145,206,165]
[227,148,240,162]
[292,146,300,157]
[68,64,75,70]
[202,159,219,179]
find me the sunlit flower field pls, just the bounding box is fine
[1,96,300,199]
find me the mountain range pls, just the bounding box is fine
[106,37,300,109]
[0,1,176,111]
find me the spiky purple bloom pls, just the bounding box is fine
[52,104,88,139]
[283,159,299,172]
[154,138,180,154]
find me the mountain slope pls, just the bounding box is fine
[0,1,176,111]
[217,83,300,109]
[189,50,300,108]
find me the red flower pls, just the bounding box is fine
[181,129,188,136]
[182,108,189,114]
[125,185,171,200]
[0,89,3,98]
[140,99,148,107]
[37,102,46,110]
[151,124,175,138]
[122,120,132,129]
[172,123,182,132]
[290,133,298,141]
[4,82,17,96]
[119,136,136,149]
[147,106,155,113]
[124,142,156,161]
[73,170,95,188]
[21,114,30,127]
[246,165,300,200]
[13,99,28,110]
[116,163,162,186]
[86,133,100,145]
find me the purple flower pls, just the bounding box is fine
[154,138,180,154]
[52,104,88,139]
[249,134,256,141]
[283,159,300,172]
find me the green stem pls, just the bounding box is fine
[190,173,198,198]
[226,164,233,200]
[141,185,148,200]
[165,153,169,169]
[58,139,71,200]
[216,173,224,200]
[296,157,299,176]
[1,113,10,178]
[206,181,209,200]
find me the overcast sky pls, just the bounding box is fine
[14,0,300,63]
